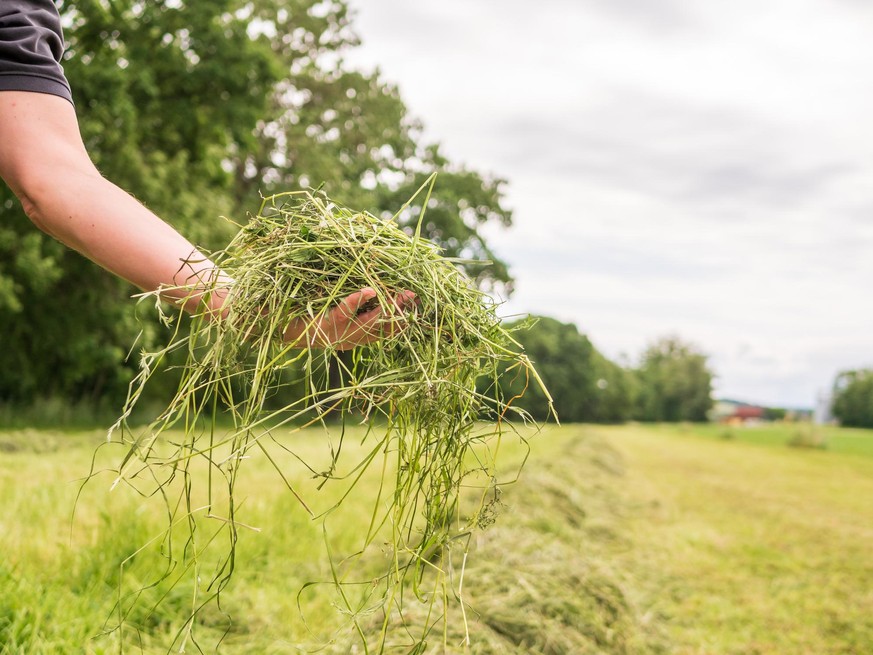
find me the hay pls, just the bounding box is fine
[103,176,551,650]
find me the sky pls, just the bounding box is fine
[343,0,873,409]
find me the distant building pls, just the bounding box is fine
[711,398,812,424]
[710,399,765,424]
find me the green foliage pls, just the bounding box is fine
[763,406,788,421]
[0,0,513,410]
[494,316,635,423]
[0,205,140,403]
[832,369,873,428]
[590,350,638,423]
[234,2,515,288]
[378,167,513,291]
[634,336,713,422]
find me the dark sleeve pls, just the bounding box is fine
[0,0,73,104]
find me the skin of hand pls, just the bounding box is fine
[0,91,414,351]
[282,287,418,351]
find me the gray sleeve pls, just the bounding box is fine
[0,0,73,104]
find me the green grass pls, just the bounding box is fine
[604,422,873,655]
[2,422,873,653]
[666,421,873,456]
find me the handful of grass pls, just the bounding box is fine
[106,178,549,650]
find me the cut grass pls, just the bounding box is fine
[666,422,873,457]
[0,425,661,654]
[602,423,873,655]
[4,423,873,653]
[99,180,549,651]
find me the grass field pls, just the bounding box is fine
[1,422,872,654]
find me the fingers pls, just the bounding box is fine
[330,288,380,350]
[353,289,418,323]
[331,288,419,350]
[338,287,378,320]
[283,288,417,350]
[394,290,418,312]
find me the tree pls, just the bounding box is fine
[235,0,514,289]
[492,316,634,423]
[0,0,514,408]
[589,351,638,424]
[634,336,714,422]
[832,369,873,428]
[762,406,787,422]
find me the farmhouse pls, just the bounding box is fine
[711,399,765,425]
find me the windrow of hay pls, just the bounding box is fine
[342,431,669,655]
[100,177,552,652]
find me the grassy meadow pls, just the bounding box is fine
[1,421,872,654]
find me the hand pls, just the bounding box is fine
[282,287,417,351]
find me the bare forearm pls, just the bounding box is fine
[31,167,225,312]
[0,93,412,348]
[0,92,226,313]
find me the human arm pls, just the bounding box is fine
[0,91,410,349]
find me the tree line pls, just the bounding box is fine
[493,317,714,424]
[831,370,873,428]
[0,1,717,424]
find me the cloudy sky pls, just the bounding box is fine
[344,0,873,408]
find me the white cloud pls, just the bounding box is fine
[345,0,873,407]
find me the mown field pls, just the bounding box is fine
[1,422,872,654]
